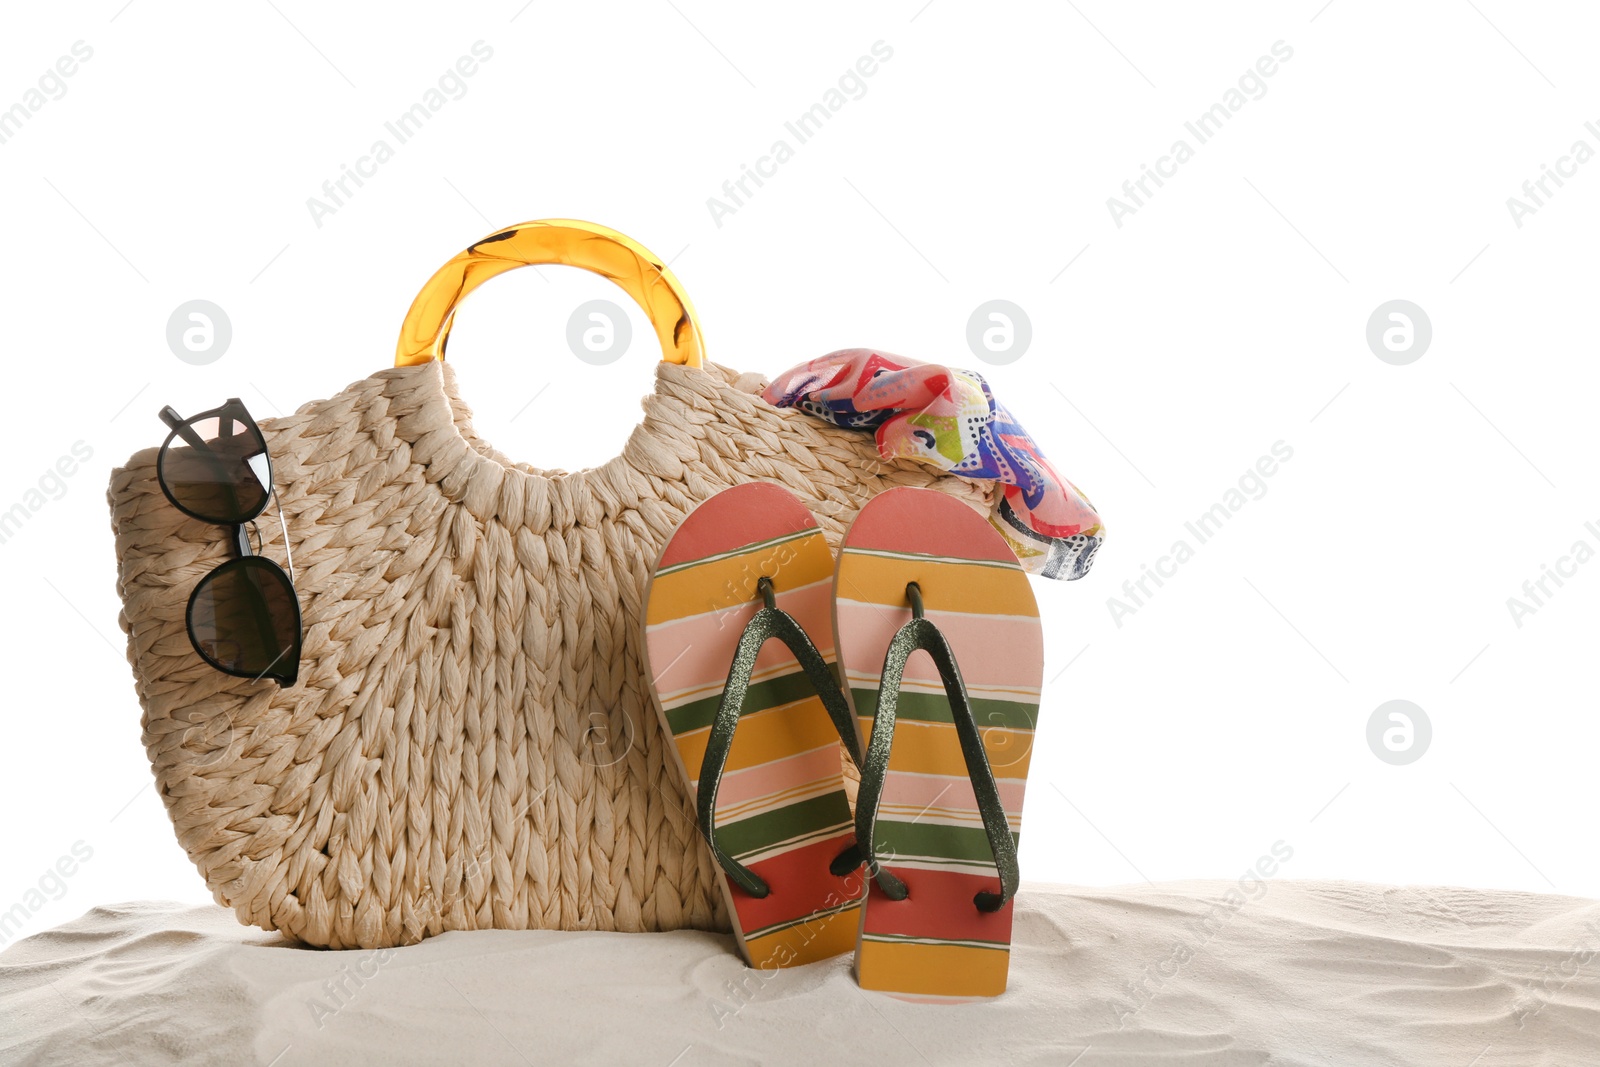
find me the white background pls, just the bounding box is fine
[3,0,1597,946]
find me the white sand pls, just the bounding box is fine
[2,880,1596,1066]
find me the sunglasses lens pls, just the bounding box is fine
[189,558,300,684]
[160,406,270,523]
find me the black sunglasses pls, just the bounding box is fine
[157,398,302,687]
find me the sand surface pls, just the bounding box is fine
[2,879,1596,1066]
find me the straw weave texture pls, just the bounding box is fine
[106,359,992,948]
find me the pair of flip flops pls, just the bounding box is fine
[643,484,1043,999]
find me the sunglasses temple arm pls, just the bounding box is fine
[160,405,236,500]
[272,496,296,584]
[160,406,214,453]
[161,402,261,519]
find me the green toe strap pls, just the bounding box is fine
[697,578,866,898]
[854,583,1021,914]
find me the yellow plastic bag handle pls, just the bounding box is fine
[395,219,704,368]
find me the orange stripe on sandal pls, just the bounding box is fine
[835,487,1043,998]
[644,482,864,970]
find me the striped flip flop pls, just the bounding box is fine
[643,482,867,969]
[834,487,1043,998]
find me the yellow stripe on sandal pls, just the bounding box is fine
[835,487,1044,998]
[643,482,866,968]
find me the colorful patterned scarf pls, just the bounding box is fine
[763,349,1103,580]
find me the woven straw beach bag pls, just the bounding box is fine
[107,220,994,949]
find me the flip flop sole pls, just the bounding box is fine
[644,482,864,968]
[835,487,1043,998]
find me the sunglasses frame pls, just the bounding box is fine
[158,398,302,687]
